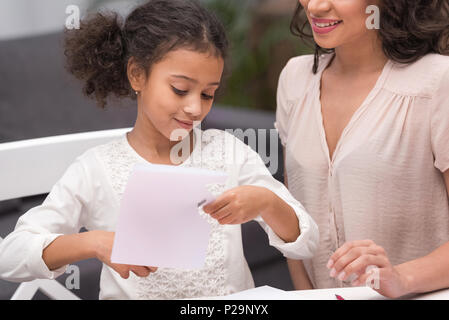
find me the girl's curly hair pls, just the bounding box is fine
[64,0,228,108]
[290,0,449,73]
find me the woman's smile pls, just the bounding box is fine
[311,18,343,34]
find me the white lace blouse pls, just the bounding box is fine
[0,128,319,299]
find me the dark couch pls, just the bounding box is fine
[0,31,292,300]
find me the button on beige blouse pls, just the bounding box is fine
[275,53,449,289]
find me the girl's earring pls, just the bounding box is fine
[135,91,139,95]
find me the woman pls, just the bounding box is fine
[275,0,449,298]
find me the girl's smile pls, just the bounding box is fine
[174,118,194,130]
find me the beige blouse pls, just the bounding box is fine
[275,53,449,289]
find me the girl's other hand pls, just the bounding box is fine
[89,230,158,279]
[202,185,272,225]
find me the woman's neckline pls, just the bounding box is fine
[316,52,393,99]
[313,53,393,164]
[318,52,392,78]
[123,129,200,167]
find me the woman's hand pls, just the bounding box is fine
[327,240,411,298]
[203,185,272,225]
[89,230,158,279]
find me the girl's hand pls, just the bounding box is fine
[89,230,158,279]
[203,186,272,225]
[327,240,411,298]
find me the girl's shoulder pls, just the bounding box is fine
[93,134,128,153]
[386,53,449,98]
[74,135,133,175]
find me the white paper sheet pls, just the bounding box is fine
[289,286,387,300]
[217,286,298,300]
[193,285,383,300]
[197,285,449,300]
[110,163,228,269]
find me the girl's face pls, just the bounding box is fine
[299,0,378,49]
[130,48,224,141]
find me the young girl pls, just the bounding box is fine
[0,0,319,299]
[278,0,449,298]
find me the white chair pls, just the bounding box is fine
[0,128,131,300]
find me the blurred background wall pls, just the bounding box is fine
[0,0,133,41]
[205,0,313,110]
[0,0,312,111]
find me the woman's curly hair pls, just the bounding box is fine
[290,0,449,73]
[63,0,228,108]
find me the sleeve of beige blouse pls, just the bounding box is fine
[0,152,93,282]
[229,132,320,260]
[431,66,449,173]
[274,61,293,147]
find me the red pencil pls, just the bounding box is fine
[335,294,345,300]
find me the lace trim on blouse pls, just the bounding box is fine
[96,129,230,299]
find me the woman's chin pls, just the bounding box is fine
[314,38,338,50]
